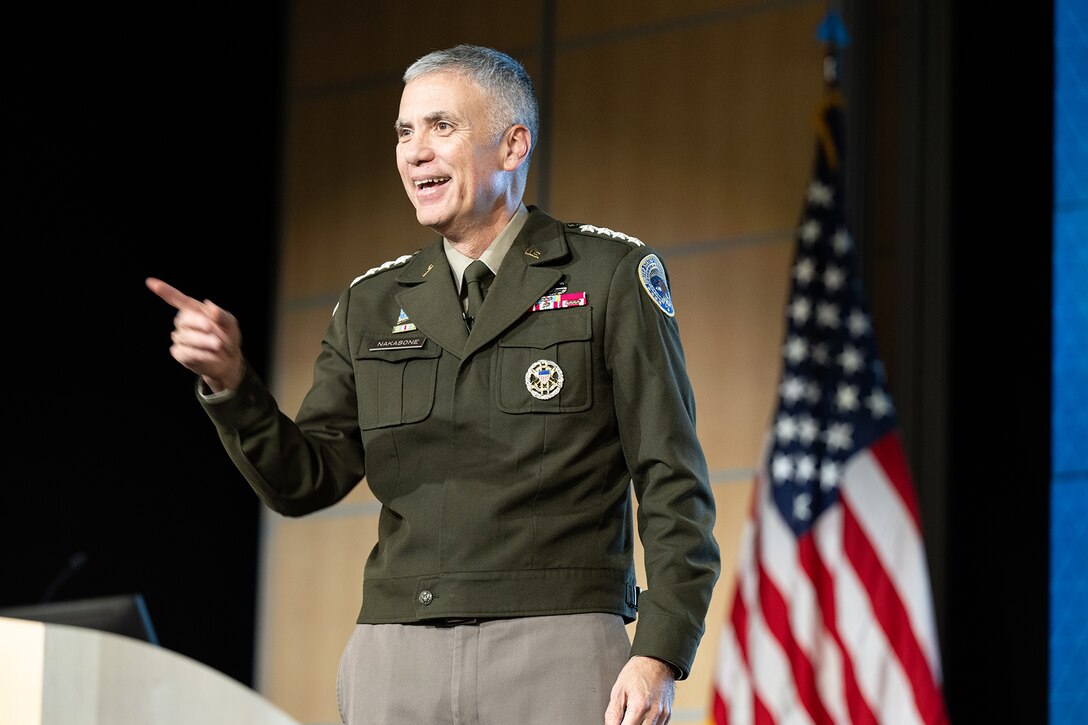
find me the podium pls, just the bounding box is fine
[0,616,302,725]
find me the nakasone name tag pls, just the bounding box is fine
[369,334,427,350]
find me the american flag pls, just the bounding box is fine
[709,34,949,725]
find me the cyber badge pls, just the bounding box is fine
[525,359,564,400]
[637,254,675,317]
[392,309,417,333]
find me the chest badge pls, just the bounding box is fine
[392,308,417,333]
[525,359,564,400]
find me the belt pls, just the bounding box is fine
[413,617,493,628]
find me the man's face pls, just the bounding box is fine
[395,71,509,242]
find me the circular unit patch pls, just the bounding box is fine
[638,253,675,317]
[525,359,564,400]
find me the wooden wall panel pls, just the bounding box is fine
[264,1,827,721]
[279,88,424,302]
[547,2,823,242]
[668,241,795,471]
[556,0,757,38]
[287,1,543,91]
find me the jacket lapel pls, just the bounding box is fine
[393,241,469,355]
[462,208,570,360]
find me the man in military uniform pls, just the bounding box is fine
[148,44,719,725]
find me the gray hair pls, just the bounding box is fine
[403,44,539,166]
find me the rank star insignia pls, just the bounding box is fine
[573,223,644,246]
[525,359,564,400]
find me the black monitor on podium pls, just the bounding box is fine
[0,593,159,645]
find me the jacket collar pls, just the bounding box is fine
[392,206,570,358]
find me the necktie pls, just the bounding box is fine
[463,260,493,330]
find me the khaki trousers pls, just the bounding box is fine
[336,613,631,725]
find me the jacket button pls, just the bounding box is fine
[417,590,433,606]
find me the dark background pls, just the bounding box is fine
[947,4,1052,722]
[3,2,284,685]
[2,2,1055,721]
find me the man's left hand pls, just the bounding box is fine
[604,655,675,725]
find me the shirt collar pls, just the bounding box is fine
[445,203,529,293]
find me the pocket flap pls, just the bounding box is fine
[498,306,591,349]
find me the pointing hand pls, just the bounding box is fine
[146,277,245,393]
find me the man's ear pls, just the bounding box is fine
[501,124,532,171]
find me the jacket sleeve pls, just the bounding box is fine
[605,246,721,679]
[198,286,367,516]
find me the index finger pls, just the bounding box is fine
[145,277,204,313]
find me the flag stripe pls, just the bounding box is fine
[748,549,807,721]
[797,531,855,725]
[757,556,831,724]
[869,433,921,527]
[831,512,923,725]
[843,443,943,676]
[757,475,832,724]
[842,498,947,724]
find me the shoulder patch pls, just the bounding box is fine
[567,222,644,247]
[638,253,675,317]
[350,252,418,287]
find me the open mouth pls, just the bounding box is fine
[415,177,451,190]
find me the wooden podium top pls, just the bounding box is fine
[0,616,303,725]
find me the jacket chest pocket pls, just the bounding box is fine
[494,306,593,414]
[354,334,441,429]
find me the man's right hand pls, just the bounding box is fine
[146,277,245,394]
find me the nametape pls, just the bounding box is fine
[369,334,427,350]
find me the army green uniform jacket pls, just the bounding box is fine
[201,206,720,678]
